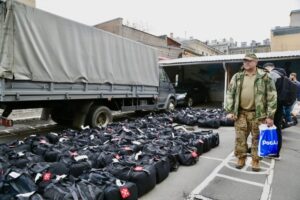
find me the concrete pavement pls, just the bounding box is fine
[141,122,300,200]
[0,113,299,200]
[271,124,300,200]
[187,122,300,200]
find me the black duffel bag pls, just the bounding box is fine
[96,151,117,168]
[131,153,170,184]
[4,170,37,197]
[43,182,79,200]
[84,170,138,200]
[16,192,44,200]
[194,132,212,153]
[107,162,156,197]
[198,130,220,148]
[197,116,220,129]
[75,180,105,200]
[104,180,138,200]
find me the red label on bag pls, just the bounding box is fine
[43,172,52,181]
[69,151,78,157]
[40,139,47,144]
[120,187,131,199]
[123,146,131,151]
[191,151,198,158]
[134,166,143,171]
[107,128,113,133]
[115,154,121,160]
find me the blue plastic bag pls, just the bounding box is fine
[258,124,278,157]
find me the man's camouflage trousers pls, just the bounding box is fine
[234,110,263,160]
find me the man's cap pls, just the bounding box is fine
[262,62,275,69]
[243,53,258,61]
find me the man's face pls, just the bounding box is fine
[243,59,257,71]
[264,66,273,72]
[290,75,296,81]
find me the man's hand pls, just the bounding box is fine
[265,117,274,127]
[226,113,236,120]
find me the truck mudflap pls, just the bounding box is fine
[0,117,13,127]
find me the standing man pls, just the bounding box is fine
[290,72,300,104]
[263,63,286,157]
[290,72,300,119]
[225,54,277,172]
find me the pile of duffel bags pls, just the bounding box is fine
[172,108,234,128]
[0,112,219,200]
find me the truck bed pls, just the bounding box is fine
[0,1,159,86]
[0,79,158,102]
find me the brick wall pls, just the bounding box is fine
[17,0,36,7]
[95,18,182,59]
[271,33,300,51]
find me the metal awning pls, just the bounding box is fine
[159,50,300,66]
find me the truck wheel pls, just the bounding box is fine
[87,106,112,128]
[166,99,175,111]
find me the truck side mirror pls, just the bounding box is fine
[175,74,179,87]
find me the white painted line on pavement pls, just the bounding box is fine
[200,155,224,162]
[189,151,276,200]
[260,160,271,165]
[216,173,264,187]
[190,151,234,195]
[188,194,213,200]
[260,159,275,200]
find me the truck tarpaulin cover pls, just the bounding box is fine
[0,0,159,86]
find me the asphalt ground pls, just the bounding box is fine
[0,111,299,200]
[141,122,300,200]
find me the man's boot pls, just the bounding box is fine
[235,157,246,169]
[252,159,260,172]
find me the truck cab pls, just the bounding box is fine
[157,67,176,111]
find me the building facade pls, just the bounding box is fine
[181,39,222,56]
[94,18,186,59]
[208,38,270,55]
[271,9,300,51]
[207,38,237,54]
[17,0,35,7]
[290,9,300,27]
[229,41,271,55]
[271,27,300,51]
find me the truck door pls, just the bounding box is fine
[157,68,176,110]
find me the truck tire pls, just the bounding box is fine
[166,99,175,111]
[86,106,112,128]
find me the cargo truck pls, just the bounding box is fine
[0,0,176,128]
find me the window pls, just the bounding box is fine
[159,69,167,82]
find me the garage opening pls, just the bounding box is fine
[164,63,225,107]
[161,51,300,108]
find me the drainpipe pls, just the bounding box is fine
[223,62,227,108]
